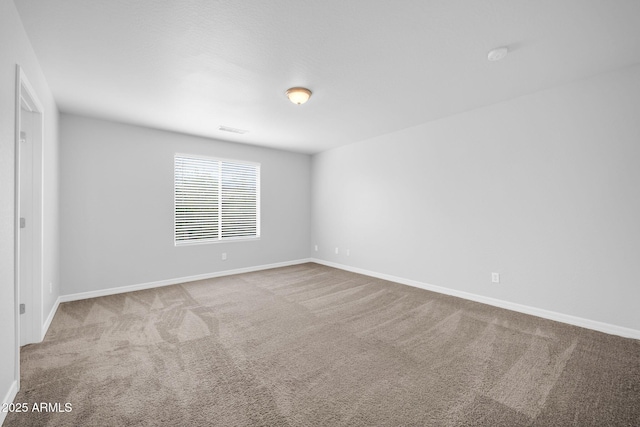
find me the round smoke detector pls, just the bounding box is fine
[487,46,509,61]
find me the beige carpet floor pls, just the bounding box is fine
[6,263,640,426]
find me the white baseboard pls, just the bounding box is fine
[41,297,61,341]
[1,380,19,426]
[60,258,313,303]
[310,258,640,340]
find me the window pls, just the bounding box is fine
[175,154,260,244]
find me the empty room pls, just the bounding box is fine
[1,0,639,425]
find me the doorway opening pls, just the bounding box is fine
[15,65,44,357]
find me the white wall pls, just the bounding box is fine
[312,64,640,333]
[60,114,311,296]
[0,0,60,420]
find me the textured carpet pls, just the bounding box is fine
[6,263,640,426]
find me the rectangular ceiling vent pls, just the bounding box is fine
[218,125,248,134]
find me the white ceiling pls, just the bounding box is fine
[14,0,640,154]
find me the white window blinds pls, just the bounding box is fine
[175,154,260,244]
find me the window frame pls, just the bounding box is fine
[174,153,261,246]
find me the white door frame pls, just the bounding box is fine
[14,64,45,360]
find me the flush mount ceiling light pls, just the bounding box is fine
[487,46,509,61]
[286,87,312,105]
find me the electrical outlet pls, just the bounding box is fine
[491,272,500,283]
[222,252,227,261]
[314,245,318,251]
[335,247,339,254]
[346,249,350,256]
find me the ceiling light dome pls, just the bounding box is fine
[286,87,312,105]
[487,46,508,61]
